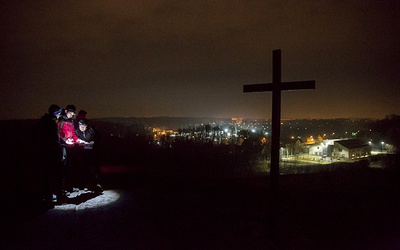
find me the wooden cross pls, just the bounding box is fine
[243,49,315,190]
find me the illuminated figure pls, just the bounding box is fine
[75,119,103,193]
[58,105,78,144]
[58,104,80,193]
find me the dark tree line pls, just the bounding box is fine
[371,114,400,153]
[356,114,400,153]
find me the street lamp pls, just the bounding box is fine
[381,141,384,152]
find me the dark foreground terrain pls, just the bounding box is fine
[2,164,400,249]
[1,120,400,249]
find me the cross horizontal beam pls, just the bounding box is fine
[243,80,315,93]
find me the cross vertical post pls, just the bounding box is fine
[271,49,281,191]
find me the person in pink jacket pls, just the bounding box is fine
[58,104,81,193]
[58,105,79,144]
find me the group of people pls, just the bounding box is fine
[36,104,103,204]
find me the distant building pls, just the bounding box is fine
[333,139,371,159]
[231,117,243,124]
[307,139,336,158]
[294,138,304,155]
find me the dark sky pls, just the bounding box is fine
[1,1,399,120]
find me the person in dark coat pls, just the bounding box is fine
[74,110,87,130]
[75,119,103,193]
[36,104,65,203]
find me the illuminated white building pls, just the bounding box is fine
[333,139,371,159]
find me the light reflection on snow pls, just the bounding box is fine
[53,190,120,211]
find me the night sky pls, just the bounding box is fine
[1,1,399,120]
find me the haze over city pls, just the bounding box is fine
[1,1,399,120]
